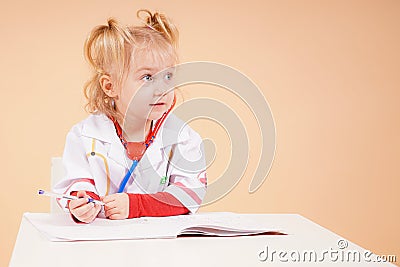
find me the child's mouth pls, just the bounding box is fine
[149,103,165,106]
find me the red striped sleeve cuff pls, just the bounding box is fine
[128,192,189,219]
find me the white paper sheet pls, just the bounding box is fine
[24,212,284,242]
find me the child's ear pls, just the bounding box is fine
[99,74,118,98]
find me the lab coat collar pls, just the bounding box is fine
[81,113,116,143]
[157,113,185,148]
[81,112,182,169]
[81,112,181,148]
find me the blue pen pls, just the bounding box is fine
[38,189,105,206]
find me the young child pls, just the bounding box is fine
[53,10,207,223]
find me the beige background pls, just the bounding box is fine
[1,0,399,265]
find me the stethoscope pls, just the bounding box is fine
[113,96,176,193]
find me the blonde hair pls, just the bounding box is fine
[83,9,179,120]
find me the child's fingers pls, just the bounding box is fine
[107,208,125,220]
[105,205,128,219]
[104,206,118,218]
[104,201,117,211]
[72,202,95,218]
[102,195,116,204]
[94,203,102,214]
[104,200,120,217]
[68,191,91,210]
[108,213,124,220]
[102,193,128,220]
[76,190,88,198]
[79,205,98,222]
[79,209,94,223]
[68,197,90,210]
[102,193,126,204]
[103,195,117,213]
[79,204,102,223]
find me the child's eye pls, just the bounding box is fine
[141,74,153,82]
[164,72,173,80]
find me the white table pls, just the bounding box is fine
[10,213,395,266]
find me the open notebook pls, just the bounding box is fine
[24,212,285,242]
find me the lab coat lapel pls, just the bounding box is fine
[158,113,183,148]
[108,137,131,169]
[81,113,129,169]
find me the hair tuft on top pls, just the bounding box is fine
[136,9,179,49]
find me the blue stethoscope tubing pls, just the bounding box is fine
[118,160,139,193]
[116,96,176,194]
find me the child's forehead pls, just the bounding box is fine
[131,48,176,72]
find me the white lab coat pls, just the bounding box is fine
[53,112,207,214]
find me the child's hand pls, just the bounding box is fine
[102,193,129,220]
[68,191,101,223]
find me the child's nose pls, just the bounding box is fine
[152,72,175,95]
[153,81,171,95]
[153,86,165,96]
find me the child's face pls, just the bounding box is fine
[116,49,176,123]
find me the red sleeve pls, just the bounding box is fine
[68,191,101,223]
[127,192,189,218]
